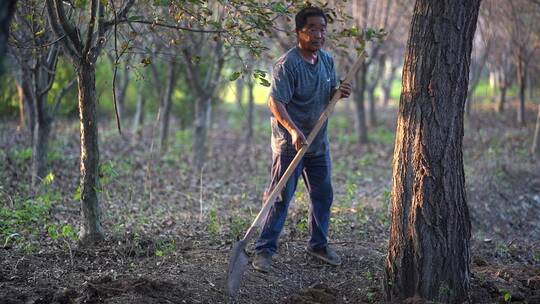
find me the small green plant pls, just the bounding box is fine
[155,239,176,257]
[207,207,221,235]
[12,147,32,165]
[363,270,374,282]
[359,154,374,167]
[438,283,451,297]
[500,289,512,303]
[230,215,249,238]
[47,224,78,242]
[296,218,308,234]
[174,129,193,151]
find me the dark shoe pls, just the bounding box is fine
[252,252,272,273]
[306,246,342,266]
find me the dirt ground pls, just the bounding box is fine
[1,102,539,303]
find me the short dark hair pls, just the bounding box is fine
[295,6,327,30]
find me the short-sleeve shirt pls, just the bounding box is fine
[270,47,338,156]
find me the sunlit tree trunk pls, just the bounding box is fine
[76,63,104,244]
[385,0,480,302]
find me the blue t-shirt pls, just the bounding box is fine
[270,47,338,156]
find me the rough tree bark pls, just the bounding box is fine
[76,63,103,242]
[384,1,480,303]
[45,0,134,244]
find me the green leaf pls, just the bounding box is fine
[504,292,511,302]
[258,78,271,87]
[155,250,164,257]
[272,2,287,14]
[229,71,242,81]
[128,15,144,22]
[43,172,55,185]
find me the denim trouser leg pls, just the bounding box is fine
[255,153,303,254]
[255,152,333,254]
[302,153,333,250]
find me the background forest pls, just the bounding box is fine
[1,0,539,303]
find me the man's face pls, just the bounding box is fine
[297,16,327,51]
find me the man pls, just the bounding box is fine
[253,6,352,273]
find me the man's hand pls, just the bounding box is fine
[290,128,307,151]
[339,81,352,98]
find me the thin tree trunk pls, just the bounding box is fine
[158,61,177,152]
[193,97,211,170]
[367,87,377,127]
[16,83,26,130]
[31,112,51,186]
[236,77,244,108]
[132,82,145,139]
[76,63,104,244]
[115,63,129,121]
[498,86,507,113]
[354,62,368,144]
[380,64,397,108]
[517,56,526,126]
[385,0,480,302]
[246,79,254,143]
[532,103,540,156]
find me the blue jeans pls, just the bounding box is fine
[255,152,333,255]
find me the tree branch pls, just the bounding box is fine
[52,0,83,53]
[82,0,98,57]
[45,0,80,60]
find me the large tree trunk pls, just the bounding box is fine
[76,63,104,244]
[384,1,480,303]
[354,62,368,144]
[158,61,177,152]
[193,97,211,170]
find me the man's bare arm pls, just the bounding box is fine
[268,96,307,151]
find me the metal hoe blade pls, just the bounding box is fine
[226,239,250,297]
